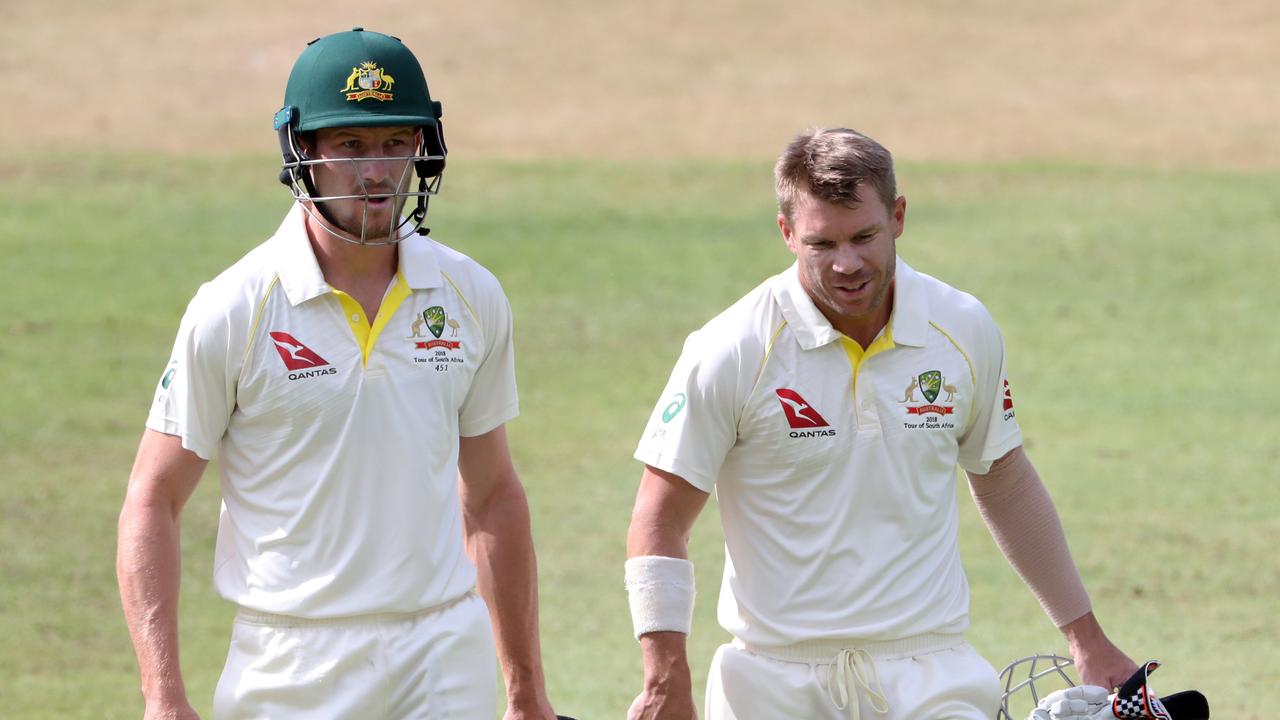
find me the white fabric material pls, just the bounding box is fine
[1028,685,1114,720]
[212,592,496,719]
[625,555,696,638]
[635,259,1023,647]
[705,639,1000,720]
[148,203,519,618]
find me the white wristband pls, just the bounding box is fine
[625,555,695,640]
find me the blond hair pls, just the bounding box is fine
[774,127,897,221]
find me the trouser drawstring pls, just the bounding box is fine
[826,647,891,719]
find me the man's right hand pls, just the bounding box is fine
[629,632,697,720]
[627,682,697,720]
[143,699,201,720]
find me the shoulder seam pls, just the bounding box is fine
[440,270,481,325]
[241,274,282,384]
[928,320,978,429]
[736,319,789,435]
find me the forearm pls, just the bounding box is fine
[625,476,697,560]
[465,477,547,707]
[623,468,706,717]
[626,519,690,560]
[117,492,188,705]
[625,472,703,686]
[625,549,696,714]
[638,632,693,692]
[968,448,1091,627]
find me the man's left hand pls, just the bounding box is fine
[1061,612,1138,689]
[502,698,564,720]
[1071,636,1137,690]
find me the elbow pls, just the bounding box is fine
[463,472,530,537]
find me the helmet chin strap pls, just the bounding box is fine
[412,192,431,237]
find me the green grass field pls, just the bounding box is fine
[1,156,1277,718]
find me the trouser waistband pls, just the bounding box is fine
[735,632,965,663]
[234,590,475,628]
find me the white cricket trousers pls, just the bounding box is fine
[213,591,497,720]
[705,633,1001,720]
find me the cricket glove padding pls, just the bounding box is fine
[1027,660,1210,720]
[1029,685,1112,719]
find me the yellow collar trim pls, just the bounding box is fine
[332,271,413,366]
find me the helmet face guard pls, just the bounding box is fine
[997,653,1077,720]
[274,28,447,246]
[276,115,447,245]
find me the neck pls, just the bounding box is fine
[835,282,894,349]
[305,214,399,292]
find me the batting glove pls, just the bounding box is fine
[1028,685,1113,720]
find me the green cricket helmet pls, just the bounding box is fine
[274,28,447,245]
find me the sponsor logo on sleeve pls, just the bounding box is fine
[647,391,687,443]
[1002,378,1016,420]
[160,361,177,389]
[662,392,687,422]
[776,388,836,438]
[155,360,178,404]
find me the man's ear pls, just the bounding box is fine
[297,131,316,159]
[778,212,797,253]
[891,195,907,239]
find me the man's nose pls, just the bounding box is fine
[831,244,864,274]
[358,156,392,185]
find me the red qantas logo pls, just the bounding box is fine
[269,332,329,370]
[775,389,829,428]
[1003,379,1015,411]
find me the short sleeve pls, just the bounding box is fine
[458,282,519,437]
[957,318,1023,475]
[633,331,742,492]
[145,287,238,460]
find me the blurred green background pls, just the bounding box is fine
[2,1,1277,717]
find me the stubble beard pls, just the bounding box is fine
[807,255,896,332]
[327,196,408,244]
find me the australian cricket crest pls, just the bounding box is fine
[342,61,396,102]
[422,306,446,338]
[410,305,463,368]
[918,370,942,403]
[900,369,958,429]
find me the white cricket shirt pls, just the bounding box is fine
[635,259,1023,648]
[148,203,518,618]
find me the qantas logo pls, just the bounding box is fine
[270,332,328,369]
[1002,378,1016,420]
[775,389,835,437]
[269,332,337,379]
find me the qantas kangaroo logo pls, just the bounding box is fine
[775,388,832,436]
[269,332,333,378]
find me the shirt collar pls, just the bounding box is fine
[396,232,444,291]
[772,256,929,350]
[272,203,443,306]
[889,258,928,348]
